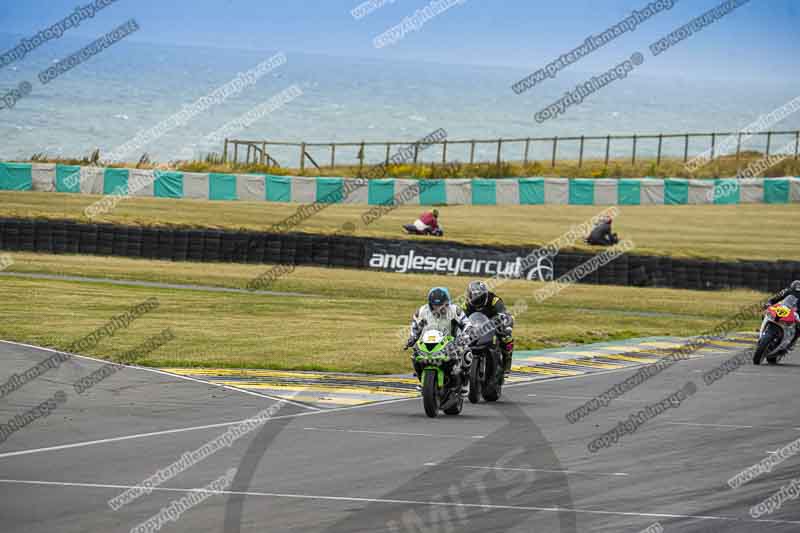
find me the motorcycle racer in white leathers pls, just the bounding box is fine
[404,287,472,392]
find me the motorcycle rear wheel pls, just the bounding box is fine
[444,393,464,415]
[482,351,503,402]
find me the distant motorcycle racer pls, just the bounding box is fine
[765,280,800,353]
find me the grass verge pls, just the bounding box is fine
[0,252,766,374]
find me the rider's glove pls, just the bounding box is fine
[404,338,415,351]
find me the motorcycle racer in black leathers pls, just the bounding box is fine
[462,280,515,375]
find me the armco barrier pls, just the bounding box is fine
[0,218,797,293]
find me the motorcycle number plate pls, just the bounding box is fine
[775,306,791,318]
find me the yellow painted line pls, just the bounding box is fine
[705,340,751,348]
[512,366,582,376]
[548,351,615,358]
[600,354,661,364]
[270,395,370,406]
[557,359,622,369]
[639,341,686,349]
[591,345,648,353]
[214,381,419,397]
[161,368,419,385]
[520,356,569,364]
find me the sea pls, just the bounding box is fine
[1,35,799,168]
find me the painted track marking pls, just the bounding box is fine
[0,478,799,525]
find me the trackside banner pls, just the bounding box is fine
[364,240,555,281]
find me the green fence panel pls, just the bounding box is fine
[419,179,446,205]
[368,179,395,205]
[266,175,291,202]
[316,177,344,203]
[664,179,688,205]
[0,162,32,191]
[764,178,790,204]
[713,178,740,205]
[471,179,497,205]
[55,164,81,193]
[618,179,641,205]
[518,178,544,205]
[209,173,237,201]
[103,168,129,195]
[154,171,184,198]
[568,179,594,205]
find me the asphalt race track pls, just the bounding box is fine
[1,339,800,532]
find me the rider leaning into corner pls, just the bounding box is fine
[405,287,472,392]
[766,279,800,352]
[462,280,515,375]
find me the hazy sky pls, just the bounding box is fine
[1,0,797,80]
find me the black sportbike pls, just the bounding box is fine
[466,312,504,403]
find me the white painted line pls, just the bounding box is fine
[459,465,629,477]
[663,421,755,429]
[664,421,800,431]
[1,478,799,525]
[0,397,424,460]
[303,427,485,439]
[0,341,685,460]
[0,339,320,412]
[144,367,321,412]
[527,394,647,403]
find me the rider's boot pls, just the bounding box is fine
[500,338,514,375]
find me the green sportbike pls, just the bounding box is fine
[412,329,467,418]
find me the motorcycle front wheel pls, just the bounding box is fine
[422,369,439,418]
[754,323,781,365]
[468,356,483,404]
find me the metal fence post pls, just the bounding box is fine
[578,136,585,168]
[413,143,419,165]
[632,135,637,165]
[605,135,610,166]
[710,133,716,161]
[683,135,689,163]
[795,131,799,160]
[469,141,475,164]
[736,132,742,161]
[442,140,448,164]
[233,142,238,165]
[551,137,558,168]
[385,143,391,165]
[657,134,663,166]
[261,142,266,165]
[496,139,503,165]
[223,139,229,163]
[766,131,772,157]
[331,144,336,169]
[300,142,306,173]
[523,138,530,165]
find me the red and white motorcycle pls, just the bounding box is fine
[753,295,799,365]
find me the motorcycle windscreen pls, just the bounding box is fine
[468,312,496,346]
